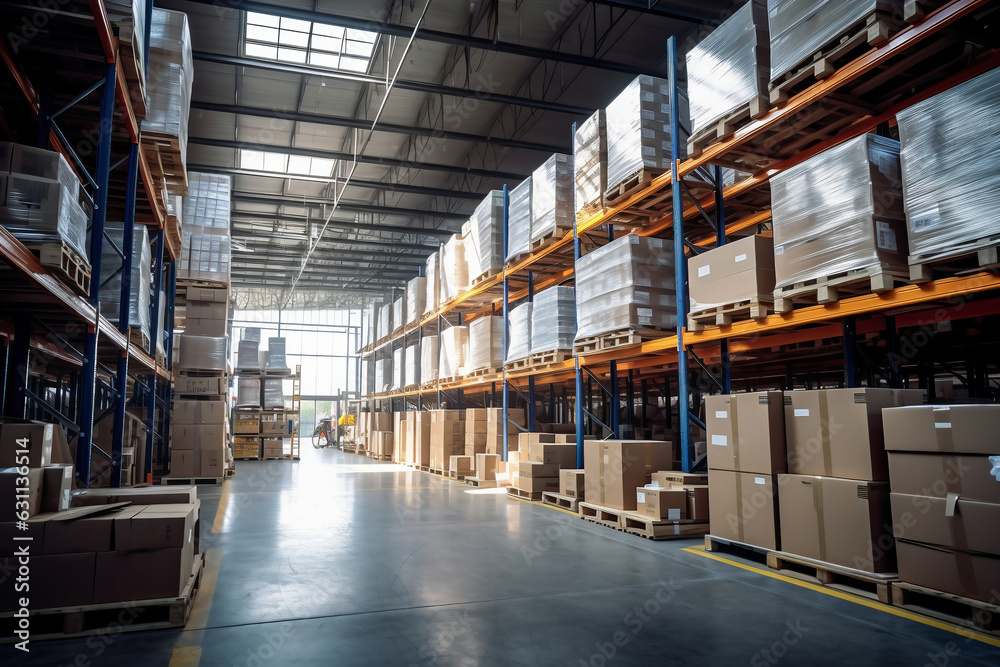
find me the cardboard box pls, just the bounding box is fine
[651,471,708,488]
[689,235,775,313]
[171,449,196,477]
[784,388,923,480]
[706,392,785,475]
[887,452,1000,504]
[708,469,779,550]
[93,548,193,604]
[261,419,287,436]
[882,404,1000,454]
[486,407,525,424]
[896,539,1000,602]
[370,412,393,430]
[41,464,73,512]
[71,486,198,507]
[520,476,560,493]
[116,503,199,552]
[466,430,489,447]
[560,469,585,499]
[37,505,135,554]
[520,433,556,448]
[200,449,224,477]
[174,376,226,395]
[583,440,673,510]
[466,408,489,421]
[508,450,522,488]
[637,487,687,520]
[0,553,95,610]
[449,455,474,475]
[0,467,43,517]
[519,461,560,478]
[890,493,1000,555]
[187,285,228,303]
[184,317,227,336]
[527,442,577,468]
[0,423,54,467]
[173,399,227,425]
[779,475,894,572]
[686,486,710,521]
[407,412,433,467]
[476,454,499,480]
[430,410,463,423]
[187,301,227,320]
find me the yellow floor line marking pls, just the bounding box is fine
[185,548,222,631]
[682,547,1000,648]
[212,479,230,533]
[168,646,202,667]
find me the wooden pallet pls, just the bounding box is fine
[687,296,773,331]
[903,0,949,24]
[140,131,188,195]
[573,328,668,354]
[417,465,430,473]
[530,348,573,366]
[908,238,1000,283]
[703,534,771,564]
[891,582,1000,636]
[448,470,473,480]
[467,366,501,379]
[769,11,902,105]
[28,241,92,296]
[504,357,533,371]
[161,476,224,485]
[507,486,543,501]
[0,552,204,642]
[687,95,769,158]
[773,266,910,314]
[471,269,502,287]
[224,467,235,478]
[465,476,499,488]
[529,227,572,253]
[575,196,604,222]
[767,551,897,604]
[114,19,147,119]
[621,514,710,541]
[604,168,668,208]
[541,492,579,512]
[578,501,625,529]
[437,375,463,385]
[234,456,260,461]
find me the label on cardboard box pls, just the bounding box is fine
[794,409,809,417]
[875,221,897,251]
[636,492,645,503]
[697,265,710,277]
[711,434,727,446]
[735,254,747,263]
[935,423,951,429]
[755,477,765,485]
[668,508,680,520]
[715,411,727,419]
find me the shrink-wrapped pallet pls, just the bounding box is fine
[468,316,504,372]
[687,0,769,135]
[768,0,901,83]
[770,134,907,289]
[142,8,193,188]
[439,326,468,380]
[420,335,439,384]
[263,378,284,409]
[406,277,426,325]
[178,335,227,371]
[392,296,405,333]
[392,346,404,390]
[505,177,532,262]
[575,235,676,340]
[531,154,574,243]
[236,378,261,408]
[266,337,290,373]
[236,331,260,372]
[897,66,1000,265]
[505,302,533,362]
[377,304,392,341]
[574,110,607,213]
[530,286,576,354]
[405,342,420,387]
[375,358,388,392]
[424,251,440,316]
[605,75,687,191]
[468,191,504,281]
[439,235,468,303]
[99,223,151,340]
[365,303,380,346]
[179,173,231,283]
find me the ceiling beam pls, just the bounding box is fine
[233,283,398,295]
[193,51,596,116]
[590,0,721,23]
[188,164,486,201]
[230,209,457,237]
[230,191,467,222]
[229,231,437,252]
[232,246,429,266]
[232,259,417,278]
[188,137,526,181]
[180,0,691,74]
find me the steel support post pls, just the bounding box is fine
[548,383,556,424]
[3,315,30,418]
[501,184,510,462]
[714,165,731,393]
[609,361,620,438]
[843,317,858,388]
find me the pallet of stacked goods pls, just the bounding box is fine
[404,410,432,469]
[391,294,406,337]
[424,252,440,317]
[504,177,532,266]
[573,109,607,219]
[687,235,775,331]
[170,333,229,484]
[629,471,710,540]
[404,341,421,391]
[104,0,149,118]
[405,277,426,330]
[99,223,151,350]
[466,316,503,378]
[467,191,504,286]
[503,301,533,370]
[439,232,469,308]
[507,433,577,501]
[438,324,468,384]
[529,153,574,253]
[420,335,439,387]
[427,410,465,476]
[368,412,394,461]
[528,286,576,368]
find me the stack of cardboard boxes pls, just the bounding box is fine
[516,434,576,497]
[366,412,393,459]
[405,411,432,468]
[171,399,227,479]
[584,440,673,511]
[392,412,407,464]
[637,472,710,522]
[429,411,464,472]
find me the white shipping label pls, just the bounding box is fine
[794,409,810,417]
[697,265,711,277]
[711,434,728,446]
[637,308,653,317]
[935,423,952,429]
[635,278,652,287]
[775,245,784,256]
[604,454,609,464]
[634,291,651,306]
[637,492,646,504]
[911,206,940,232]
[668,508,681,521]
[876,153,900,182]
[734,253,747,263]
[754,477,766,485]
[715,411,728,419]
[876,221,897,252]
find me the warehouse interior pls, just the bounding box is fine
[1,0,1000,664]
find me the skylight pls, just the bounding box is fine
[239,149,336,178]
[244,11,378,73]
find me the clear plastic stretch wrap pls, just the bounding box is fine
[99,223,151,338]
[365,303,380,346]
[236,378,261,408]
[392,296,405,332]
[439,234,468,303]
[574,110,607,213]
[469,191,504,280]
[392,346,404,390]
[178,335,227,371]
[266,337,290,373]
[406,278,426,325]
[530,286,576,354]
[142,9,192,167]
[531,154,574,243]
[243,327,261,342]
[1,143,90,261]
[405,342,420,387]
[262,378,284,409]
[377,304,391,341]
[375,358,388,392]
[439,326,468,379]
[575,235,677,340]
[605,75,687,191]
[236,339,260,371]
[420,335,439,383]
[505,177,532,262]
[468,316,503,372]
[687,0,769,135]
[179,173,231,283]
[424,252,440,315]
[770,133,907,289]
[897,66,1000,262]
[768,0,899,82]
[505,302,533,362]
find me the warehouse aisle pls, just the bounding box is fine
[17,448,1000,667]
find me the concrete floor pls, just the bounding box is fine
[18,445,1000,666]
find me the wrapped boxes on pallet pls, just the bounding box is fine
[605,75,686,192]
[142,8,193,184]
[530,286,575,355]
[688,235,775,313]
[374,358,387,393]
[420,335,438,384]
[770,134,907,290]
[392,346,404,390]
[439,234,468,303]
[262,378,285,409]
[266,337,289,373]
[406,277,426,325]
[531,153,574,244]
[439,326,468,380]
[505,302,532,362]
[768,0,901,83]
[177,335,227,371]
[575,235,676,341]
[392,296,405,333]
[377,303,392,341]
[236,378,261,408]
[236,339,260,372]
[468,190,504,281]
[574,110,607,213]
[364,303,379,347]
[424,252,440,316]
[687,0,769,135]
[897,66,1000,267]
[468,316,503,372]
[405,342,420,388]
[100,223,151,340]
[506,177,532,262]
[179,173,231,283]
